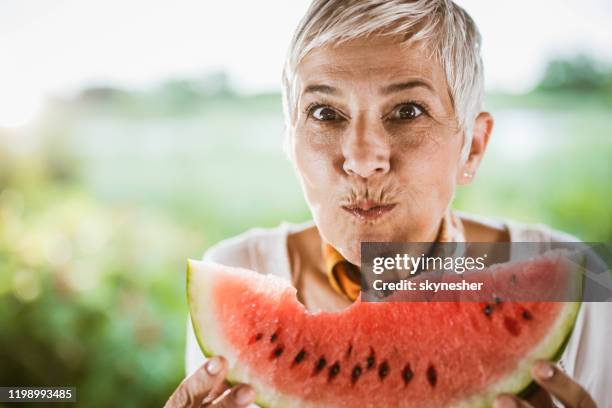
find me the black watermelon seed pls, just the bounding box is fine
[351,365,362,384]
[270,332,278,343]
[402,364,414,384]
[249,332,264,344]
[426,365,437,387]
[293,349,307,364]
[378,361,390,380]
[483,304,493,316]
[346,343,353,357]
[367,356,375,369]
[272,346,284,358]
[494,296,502,305]
[328,361,340,380]
[366,349,376,369]
[522,310,533,321]
[314,357,327,374]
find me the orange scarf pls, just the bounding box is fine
[322,209,465,301]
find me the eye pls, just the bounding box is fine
[390,103,424,120]
[310,105,341,121]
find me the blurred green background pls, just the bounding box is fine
[1,55,611,407]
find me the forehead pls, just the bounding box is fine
[296,36,446,91]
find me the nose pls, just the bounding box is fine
[342,116,390,179]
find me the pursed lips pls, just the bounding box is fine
[341,200,396,221]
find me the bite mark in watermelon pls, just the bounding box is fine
[187,250,582,408]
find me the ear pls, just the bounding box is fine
[458,112,494,185]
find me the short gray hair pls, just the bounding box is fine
[282,0,484,161]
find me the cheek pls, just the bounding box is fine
[393,125,462,206]
[293,130,340,207]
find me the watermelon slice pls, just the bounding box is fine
[187,250,582,408]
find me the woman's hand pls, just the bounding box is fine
[165,356,256,408]
[494,360,597,408]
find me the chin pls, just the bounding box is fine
[318,212,405,264]
[352,223,398,244]
[340,229,392,266]
[339,243,362,266]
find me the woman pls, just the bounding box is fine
[167,1,609,407]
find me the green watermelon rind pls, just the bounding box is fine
[187,260,212,358]
[187,256,583,408]
[507,301,581,403]
[187,260,277,408]
[456,251,585,407]
[516,253,585,402]
[517,317,577,401]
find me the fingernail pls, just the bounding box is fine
[493,395,518,408]
[234,385,256,405]
[534,361,554,379]
[205,357,222,375]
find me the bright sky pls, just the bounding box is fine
[1,0,611,127]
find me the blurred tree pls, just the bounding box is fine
[78,87,126,103]
[536,55,612,92]
[158,71,235,110]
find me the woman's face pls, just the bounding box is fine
[291,37,482,264]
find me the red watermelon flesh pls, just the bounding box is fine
[188,250,582,408]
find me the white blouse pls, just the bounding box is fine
[185,214,612,407]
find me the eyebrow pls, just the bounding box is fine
[303,84,339,96]
[302,80,434,97]
[381,80,434,95]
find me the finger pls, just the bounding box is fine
[209,384,256,408]
[531,361,597,408]
[494,394,535,408]
[524,385,554,408]
[165,356,228,408]
[201,381,230,406]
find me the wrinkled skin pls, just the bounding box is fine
[289,37,489,264]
